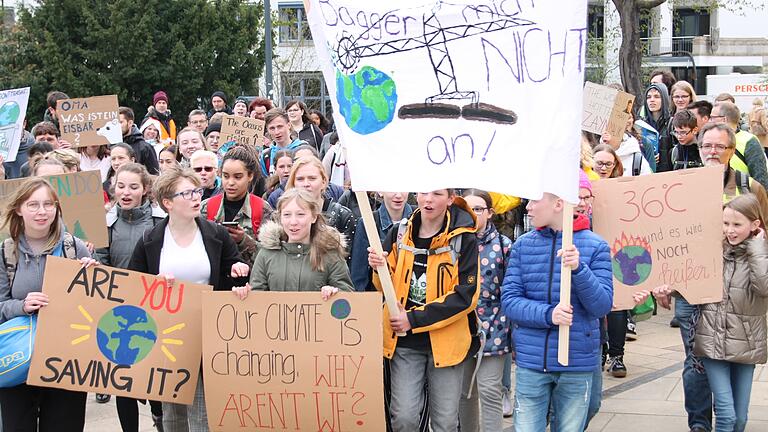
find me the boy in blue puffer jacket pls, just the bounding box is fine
[501,193,613,432]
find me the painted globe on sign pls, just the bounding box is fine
[611,246,652,286]
[0,101,20,127]
[96,305,157,366]
[336,65,397,135]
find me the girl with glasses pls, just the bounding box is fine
[592,144,624,179]
[285,100,324,152]
[458,189,512,432]
[129,167,249,432]
[0,178,97,431]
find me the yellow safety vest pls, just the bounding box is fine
[729,131,756,175]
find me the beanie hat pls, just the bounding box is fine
[579,169,592,194]
[233,98,248,108]
[204,122,221,136]
[153,91,168,105]
[140,118,163,136]
[211,91,227,104]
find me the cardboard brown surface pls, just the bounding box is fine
[219,115,265,148]
[56,95,120,147]
[202,291,385,432]
[27,257,210,404]
[592,166,724,309]
[581,82,635,147]
[0,171,108,247]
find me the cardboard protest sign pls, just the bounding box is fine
[592,167,724,309]
[0,87,30,162]
[202,291,385,431]
[220,115,265,148]
[0,171,108,247]
[581,82,635,147]
[28,257,209,404]
[56,95,120,147]
[307,0,587,202]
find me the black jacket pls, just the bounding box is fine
[297,123,324,151]
[128,216,245,291]
[123,125,160,175]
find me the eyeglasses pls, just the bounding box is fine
[673,129,693,137]
[286,108,301,113]
[25,201,57,212]
[471,206,488,214]
[595,161,615,169]
[708,115,726,123]
[192,166,216,173]
[171,188,204,200]
[189,120,207,125]
[672,95,690,100]
[698,144,731,152]
[578,195,593,203]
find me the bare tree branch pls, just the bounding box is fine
[636,0,668,9]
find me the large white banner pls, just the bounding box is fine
[0,87,30,162]
[306,0,586,202]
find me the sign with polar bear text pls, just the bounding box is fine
[56,95,120,147]
[0,171,108,246]
[592,167,724,310]
[28,257,210,404]
[202,291,385,432]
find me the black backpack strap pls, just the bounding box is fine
[632,152,642,176]
[736,171,751,195]
[734,148,748,167]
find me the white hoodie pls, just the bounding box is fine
[615,133,652,176]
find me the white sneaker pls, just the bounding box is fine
[502,390,513,418]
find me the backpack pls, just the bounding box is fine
[205,194,264,236]
[394,220,463,265]
[2,232,78,294]
[735,170,751,195]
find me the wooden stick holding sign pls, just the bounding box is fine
[355,190,406,337]
[558,203,575,366]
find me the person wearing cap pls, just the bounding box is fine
[207,91,232,119]
[232,98,248,117]
[204,122,222,154]
[142,90,177,143]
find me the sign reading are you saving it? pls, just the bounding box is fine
[202,291,385,432]
[56,95,121,147]
[28,257,210,404]
[592,166,724,310]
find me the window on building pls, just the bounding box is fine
[281,72,333,117]
[673,8,710,53]
[587,5,604,39]
[279,4,312,43]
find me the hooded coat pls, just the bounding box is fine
[694,238,768,365]
[616,133,653,176]
[501,214,613,372]
[96,201,166,269]
[123,124,160,175]
[641,83,674,173]
[249,220,353,292]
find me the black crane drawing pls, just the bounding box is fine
[332,2,536,125]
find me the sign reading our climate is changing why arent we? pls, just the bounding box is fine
[306,0,587,202]
[592,166,724,310]
[28,257,210,404]
[202,291,385,432]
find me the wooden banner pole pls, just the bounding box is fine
[355,191,406,337]
[558,203,574,366]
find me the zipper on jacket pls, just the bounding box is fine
[543,233,558,371]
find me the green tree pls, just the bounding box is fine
[0,0,267,127]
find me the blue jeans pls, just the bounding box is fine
[675,296,712,431]
[584,358,603,429]
[514,366,592,432]
[702,358,755,432]
[502,353,512,391]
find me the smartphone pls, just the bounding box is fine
[221,221,239,227]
